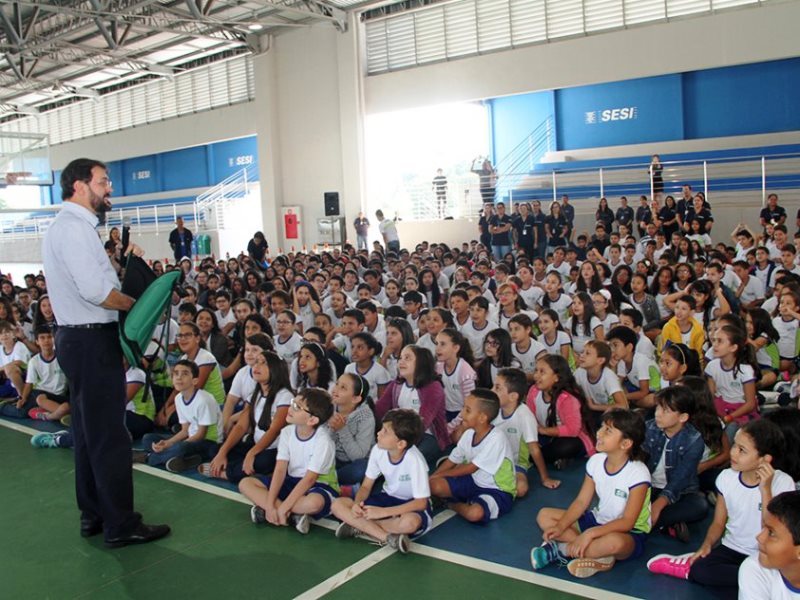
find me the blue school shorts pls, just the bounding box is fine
[364,492,433,538]
[445,475,513,524]
[256,474,338,519]
[577,510,647,560]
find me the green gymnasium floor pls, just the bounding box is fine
[0,423,587,600]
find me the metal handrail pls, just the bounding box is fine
[0,166,257,240]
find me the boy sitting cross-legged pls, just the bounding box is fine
[134,359,221,473]
[240,388,339,535]
[429,388,516,524]
[332,409,432,554]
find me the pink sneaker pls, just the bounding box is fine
[646,553,693,579]
[28,407,50,421]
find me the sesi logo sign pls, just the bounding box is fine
[585,107,638,125]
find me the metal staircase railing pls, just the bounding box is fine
[493,116,554,198]
[0,165,258,240]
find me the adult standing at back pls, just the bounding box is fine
[168,217,193,263]
[560,195,575,242]
[473,157,497,205]
[376,210,400,253]
[478,203,494,252]
[353,212,370,251]
[489,201,513,260]
[514,202,536,259]
[615,196,634,231]
[43,158,169,548]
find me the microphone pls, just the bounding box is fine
[121,216,131,261]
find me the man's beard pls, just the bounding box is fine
[90,191,111,224]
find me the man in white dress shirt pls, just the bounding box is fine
[43,158,169,548]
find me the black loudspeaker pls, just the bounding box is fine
[324,192,340,216]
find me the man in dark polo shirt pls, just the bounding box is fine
[759,193,787,230]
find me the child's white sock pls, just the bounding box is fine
[557,542,570,558]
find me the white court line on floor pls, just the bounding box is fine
[293,546,396,600]
[0,418,40,436]
[13,419,596,598]
[409,543,642,600]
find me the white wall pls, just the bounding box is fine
[252,17,366,250]
[48,102,257,170]
[364,2,800,114]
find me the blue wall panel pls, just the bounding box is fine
[683,58,800,139]
[555,74,684,150]
[122,155,158,196]
[211,137,259,182]
[489,91,555,165]
[161,146,209,191]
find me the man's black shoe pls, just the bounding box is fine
[105,523,171,548]
[80,518,103,538]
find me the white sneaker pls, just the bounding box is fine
[294,514,310,535]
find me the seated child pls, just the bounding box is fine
[240,388,339,534]
[201,350,292,483]
[647,420,795,594]
[644,387,708,542]
[492,367,559,497]
[526,355,596,466]
[738,491,800,599]
[659,295,704,362]
[330,373,376,488]
[1,327,67,420]
[135,359,221,473]
[124,361,155,439]
[575,340,628,424]
[331,408,430,553]
[429,389,516,524]
[607,325,660,409]
[533,409,651,579]
[0,319,31,401]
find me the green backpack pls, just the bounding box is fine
[119,257,181,368]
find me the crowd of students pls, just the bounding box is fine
[1,189,800,598]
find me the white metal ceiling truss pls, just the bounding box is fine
[0,0,349,122]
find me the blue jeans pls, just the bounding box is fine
[140,432,218,467]
[492,244,511,261]
[387,240,400,253]
[336,458,368,485]
[357,235,368,251]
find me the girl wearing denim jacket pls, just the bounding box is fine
[643,387,708,542]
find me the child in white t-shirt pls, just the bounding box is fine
[430,389,516,524]
[1,328,67,420]
[533,409,651,579]
[136,359,221,473]
[331,409,431,553]
[508,314,546,383]
[202,349,292,484]
[0,320,31,400]
[492,368,559,497]
[575,340,627,423]
[648,420,795,592]
[607,326,660,409]
[737,491,800,600]
[434,328,476,422]
[705,324,759,441]
[240,388,339,535]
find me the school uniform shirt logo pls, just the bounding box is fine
[615,489,628,499]
[399,474,411,482]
